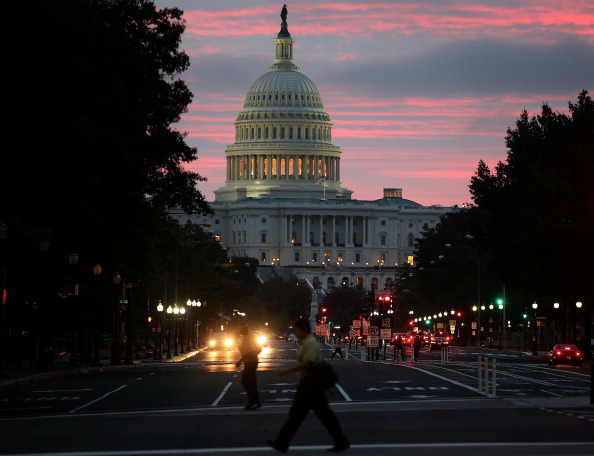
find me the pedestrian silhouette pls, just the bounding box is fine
[267,317,350,453]
[330,338,344,359]
[236,324,261,410]
[413,334,422,362]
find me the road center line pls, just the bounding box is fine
[69,385,127,413]
[211,382,233,407]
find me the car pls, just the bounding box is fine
[392,333,412,346]
[252,331,268,347]
[548,344,583,366]
[208,332,235,350]
[430,331,452,351]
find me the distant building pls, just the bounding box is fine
[171,8,458,293]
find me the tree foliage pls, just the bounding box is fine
[411,91,594,325]
[1,0,223,359]
[2,0,211,278]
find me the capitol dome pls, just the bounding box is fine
[214,8,352,202]
[243,71,325,112]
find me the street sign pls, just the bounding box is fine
[368,335,379,347]
[352,320,361,328]
[369,326,379,336]
[380,328,391,340]
[381,318,391,328]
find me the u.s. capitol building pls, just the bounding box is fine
[171,8,458,293]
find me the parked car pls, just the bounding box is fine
[548,344,583,366]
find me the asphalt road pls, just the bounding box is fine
[0,340,592,456]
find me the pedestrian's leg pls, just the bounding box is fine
[272,390,310,450]
[243,362,259,407]
[312,393,349,449]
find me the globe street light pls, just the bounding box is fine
[154,301,164,360]
[532,301,538,355]
[166,304,173,359]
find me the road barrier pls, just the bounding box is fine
[477,356,497,397]
[440,345,449,363]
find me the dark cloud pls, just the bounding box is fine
[308,37,594,98]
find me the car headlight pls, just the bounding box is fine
[258,336,267,345]
[209,340,215,347]
[224,339,233,347]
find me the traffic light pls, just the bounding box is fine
[496,297,504,309]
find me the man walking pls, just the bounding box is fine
[267,317,349,453]
[330,337,344,360]
[236,324,261,410]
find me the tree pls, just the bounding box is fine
[1,0,215,363]
[411,90,593,347]
[252,278,311,334]
[2,0,210,271]
[322,287,368,331]
[469,91,594,307]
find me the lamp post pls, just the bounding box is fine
[91,264,103,366]
[68,251,80,367]
[0,222,8,376]
[154,301,164,360]
[179,305,186,354]
[532,301,538,355]
[187,299,201,349]
[166,304,173,359]
[111,272,122,365]
[172,304,179,356]
[445,235,481,347]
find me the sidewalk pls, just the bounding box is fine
[0,348,203,391]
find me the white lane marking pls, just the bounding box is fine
[68,385,127,413]
[3,441,594,455]
[335,383,352,401]
[403,364,481,393]
[211,381,233,407]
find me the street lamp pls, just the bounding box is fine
[0,222,7,376]
[91,264,103,366]
[187,299,201,349]
[111,273,122,365]
[179,305,186,354]
[154,300,164,360]
[166,304,173,359]
[445,236,481,347]
[532,301,538,355]
[68,251,80,367]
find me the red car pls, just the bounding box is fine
[548,344,583,366]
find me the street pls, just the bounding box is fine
[0,339,592,455]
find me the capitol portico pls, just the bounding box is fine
[171,7,458,293]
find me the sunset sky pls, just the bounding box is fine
[156,0,594,207]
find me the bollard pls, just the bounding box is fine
[477,356,482,392]
[492,359,497,397]
[360,348,367,361]
[344,349,348,360]
[440,345,449,363]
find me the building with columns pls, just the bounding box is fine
[171,8,458,293]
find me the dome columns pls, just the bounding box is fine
[225,153,340,183]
